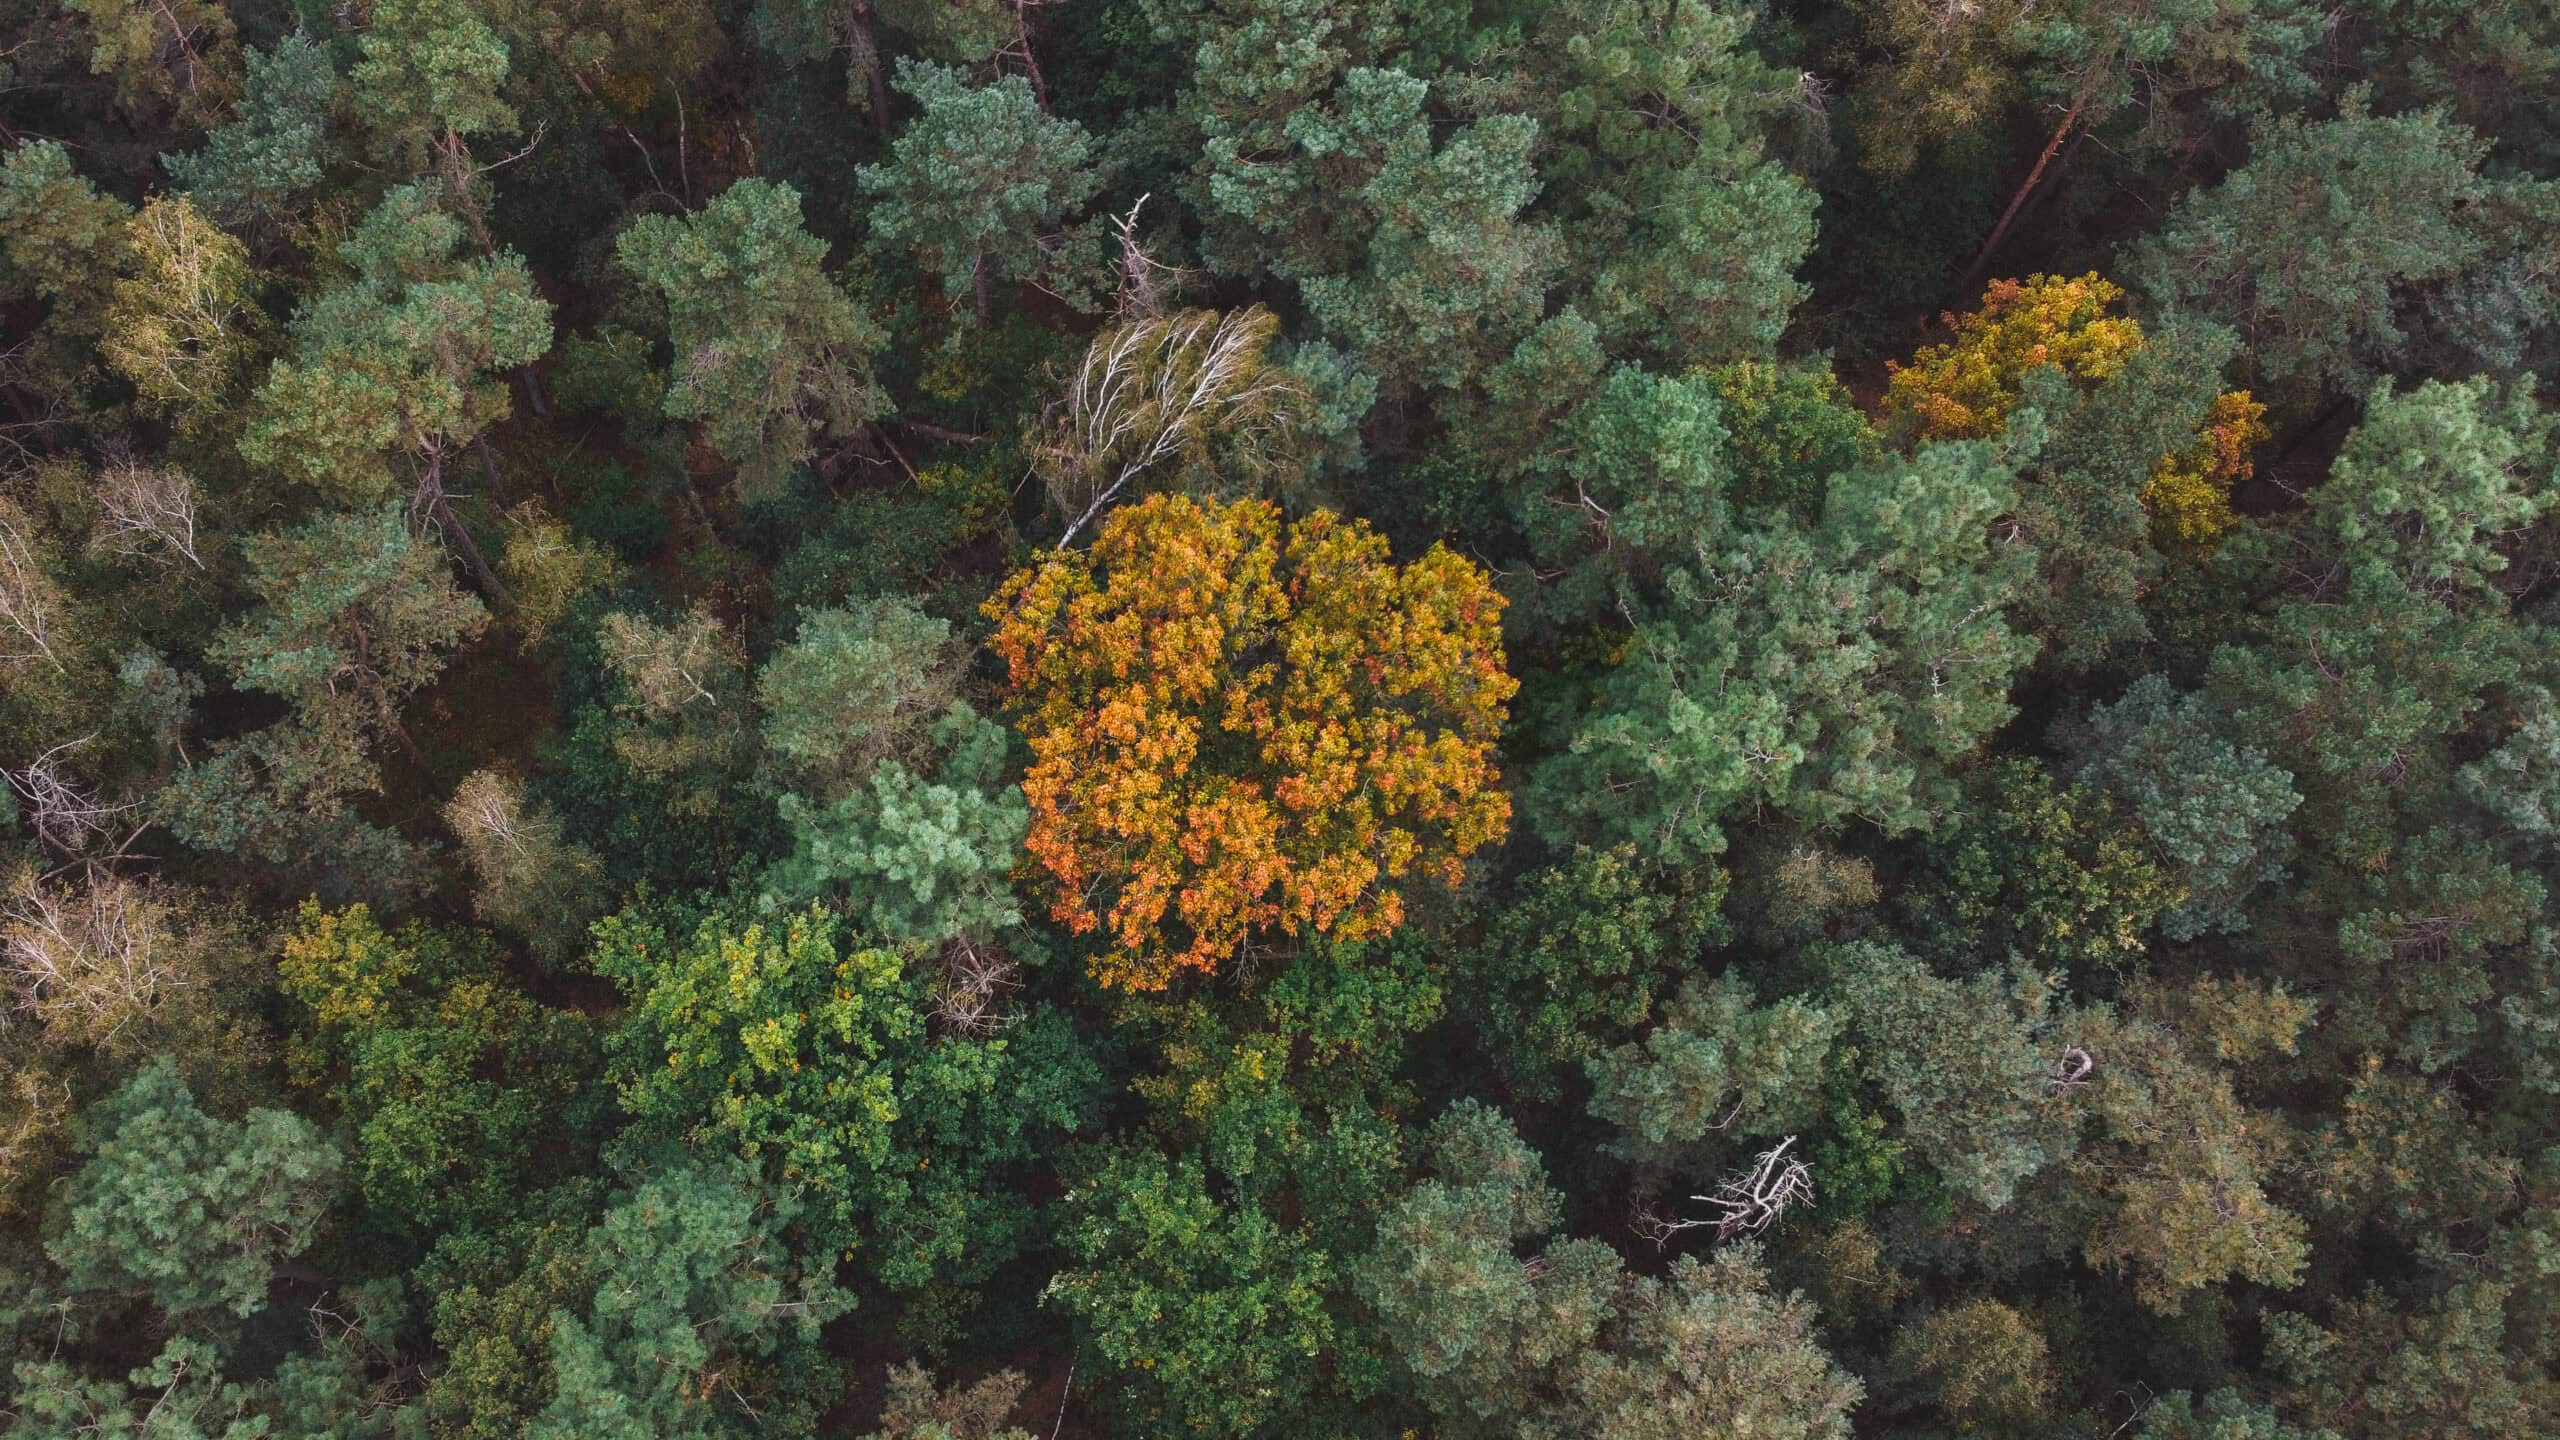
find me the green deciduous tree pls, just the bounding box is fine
[1905,758,2182,982]
[594,904,1092,1287]
[279,902,598,1232]
[1045,1145,1339,1437]
[1703,359,1880,521]
[415,1182,600,1438]
[1460,845,1723,1093]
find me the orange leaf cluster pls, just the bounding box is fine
[2144,390,2271,548]
[1885,274,2146,441]
[986,495,1516,990]
[1885,273,2267,549]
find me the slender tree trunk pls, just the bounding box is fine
[1011,0,1049,111]
[850,0,892,132]
[476,435,511,506]
[1949,82,2093,307]
[441,127,497,256]
[422,453,506,594]
[974,253,991,324]
[436,492,506,598]
[518,364,548,417]
[373,682,429,768]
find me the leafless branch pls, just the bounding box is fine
[1109,193,1190,322]
[0,500,64,671]
[1044,307,1302,546]
[1637,1137,1816,1247]
[6,737,133,856]
[931,936,1022,1036]
[89,458,204,569]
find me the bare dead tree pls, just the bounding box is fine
[1701,1136,1816,1240]
[5,738,134,857]
[931,936,1022,1036]
[0,500,65,673]
[1109,194,1190,322]
[1795,71,1834,118]
[1,874,189,1047]
[89,458,205,569]
[1041,307,1304,546]
[1636,1137,1816,1247]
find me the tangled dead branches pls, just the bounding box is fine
[931,937,1022,1036]
[1636,1137,1817,1248]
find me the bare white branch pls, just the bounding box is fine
[89,459,204,569]
[0,502,65,672]
[1636,1137,1816,1248]
[5,737,134,856]
[1042,307,1303,546]
[1,873,191,1047]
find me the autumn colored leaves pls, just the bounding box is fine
[1000,275,2253,993]
[1885,273,2268,546]
[990,496,1516,990]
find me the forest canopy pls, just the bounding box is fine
[1,0,2557,1435]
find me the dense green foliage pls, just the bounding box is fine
[2,0,2556,1434]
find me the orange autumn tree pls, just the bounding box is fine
[986,494,1516,990]
[1885,273,2269,546]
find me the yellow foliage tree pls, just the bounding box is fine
[987,495,1516,990]
[2143,389,2270,548]
[1884,274,2145,441]
[1885,273,2267,548]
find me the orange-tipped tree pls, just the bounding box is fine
[1885,273,2268,547]
[987,495,1516,990]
